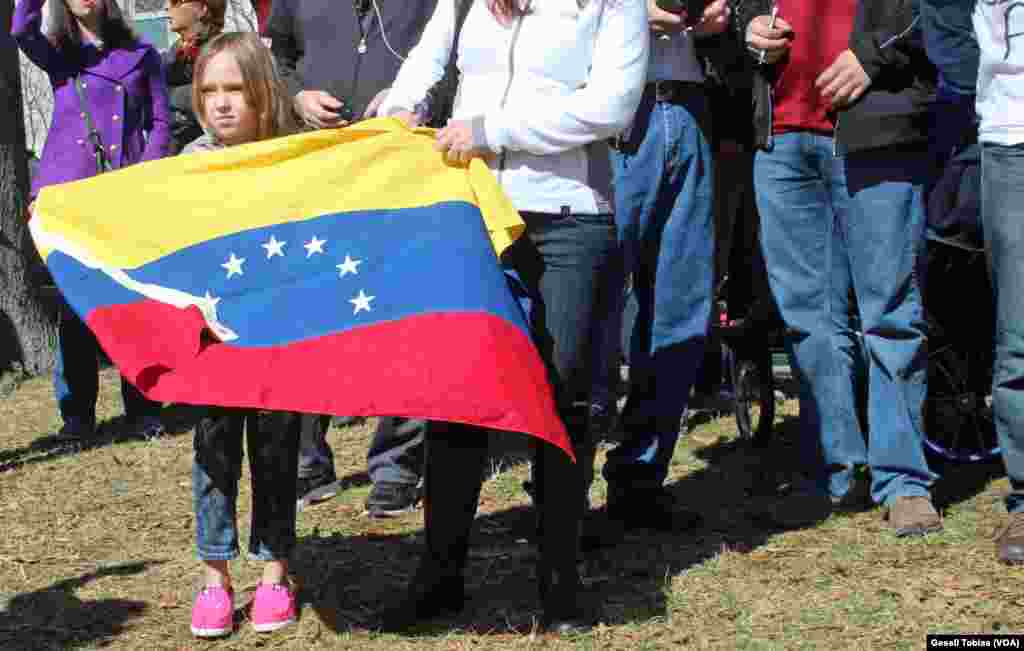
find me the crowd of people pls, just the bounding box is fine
[10,0,1023,641]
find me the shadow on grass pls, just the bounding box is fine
[0,561,158,650]
[289,418,814,637]
[0,404,201,474]
[723,412,1006,513]
[931,455,1006,511]
[294,411,1010,638]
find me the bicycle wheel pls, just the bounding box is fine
[923,340,998,463]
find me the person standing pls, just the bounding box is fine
[163,0,226,154]
[12,0,171,440]
[738,0,942,534]
[264,0,437,512]
[378,0,647,632]
[181,33,305,637]
[974,0,1024,563]
[597,0,729,533]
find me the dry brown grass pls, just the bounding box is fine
[0,368,1021,650]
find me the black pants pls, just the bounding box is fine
[420,210,615,588]
[193,408,301,560]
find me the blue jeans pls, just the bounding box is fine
[367,417,426,485]
[755,132,936,505]
[296,414,335,481]
[54,299,159,429]
[981,143,1024,514]
[193,408,300,561]
[602,87,715,493]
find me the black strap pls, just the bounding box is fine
[451,0,473,66]
[421,0,474,127]
[73,75,113,175]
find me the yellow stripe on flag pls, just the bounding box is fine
[32,118,524,267]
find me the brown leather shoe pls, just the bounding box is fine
[885,495,943,537]
[994,512,1024,564]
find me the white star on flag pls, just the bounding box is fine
[221,253,245,278]
[204,291,221,307]
[349,290,375,314]
[336,255,362,277]
[262,235,286,258]
[304,236,326,257]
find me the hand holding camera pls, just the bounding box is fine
[294,90,353,130]
[651,0,729,35]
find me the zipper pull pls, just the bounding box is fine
[358,37,367,54]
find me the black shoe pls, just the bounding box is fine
[122,415,166,440]
[365,481,420,518]
[606,487,703,533]
[296,475,341,511]
[54,419,97,441]
[538,565,592,634]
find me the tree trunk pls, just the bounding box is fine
[0,0,57,377]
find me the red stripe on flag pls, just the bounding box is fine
[87,300,572,458]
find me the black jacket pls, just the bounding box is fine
[162,47,203,155]
[731,0,936,154]
[265,0,436,119]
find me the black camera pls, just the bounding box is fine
[336,101,355,123]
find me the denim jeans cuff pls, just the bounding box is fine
[196,547,239,562]
[297,464,336,482]
[882,487,931,508]
[369,466,421,486]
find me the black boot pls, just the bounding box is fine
[381,422,487,630]
[535,440,592,634]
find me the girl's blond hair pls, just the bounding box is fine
[192,32,299,142]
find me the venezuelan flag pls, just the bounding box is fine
[30,119,570,455]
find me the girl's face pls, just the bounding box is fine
[199,51,261,147]
[166,0,206,36]
[64,0,104,22]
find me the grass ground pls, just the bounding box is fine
[0,368,1020,650]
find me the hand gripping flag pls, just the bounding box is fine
[30,119,571,456]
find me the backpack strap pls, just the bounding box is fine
[452,0,473,60]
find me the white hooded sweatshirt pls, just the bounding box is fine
[379,0,649,216]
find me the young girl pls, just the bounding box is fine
[12,0,170,440]
[182,32,302,638]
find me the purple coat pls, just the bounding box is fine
[12,0,171,199]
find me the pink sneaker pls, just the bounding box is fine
[251,583,297,633]
[190,585,234,638]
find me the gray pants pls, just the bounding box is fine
[367,417,426,486]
